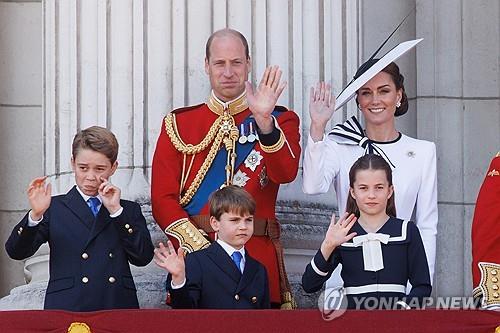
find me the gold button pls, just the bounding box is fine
[251,296,257,303]
[493,285,499,291]
[493,277,498,283]
[492,270,498,276]
[128,228,133,234]
[493,292,499,298]
[108,276,116,283]
[82,277,89,283]
[109,252,114,258]
[82,253,89,259]
[125,224,130,229]
[234,294,240,301]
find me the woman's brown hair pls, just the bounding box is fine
[355,60,409,117]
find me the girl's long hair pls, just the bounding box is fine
[345,154,396,218]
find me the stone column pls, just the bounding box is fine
[0,0,43,307]
[416,0,500,297]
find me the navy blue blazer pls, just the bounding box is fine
[5,186,154,311]
[168,242,270,309]
[302,218,431,309]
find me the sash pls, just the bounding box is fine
[184,110,281,215]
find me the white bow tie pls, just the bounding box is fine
[352,233,390,272]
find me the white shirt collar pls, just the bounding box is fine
[216,238,246,259]
[75,185,102,204]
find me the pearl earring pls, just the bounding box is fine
[396,100,401,108]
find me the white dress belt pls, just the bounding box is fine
[344,284,406,295]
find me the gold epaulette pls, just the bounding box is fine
[478,262,500,308]
[165,218,210,253]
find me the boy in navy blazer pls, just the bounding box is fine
[154,185,270,309]
[5,126,154,311]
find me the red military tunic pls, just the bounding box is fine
[471,154,500,308]
[151,93,301,305]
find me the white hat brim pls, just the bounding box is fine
[335,38,424,111]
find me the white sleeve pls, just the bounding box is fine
[109,206,124,218]
[171,278,186,289]
[302,133,341,194]
[415,142,438,283]
[28,210,43,227]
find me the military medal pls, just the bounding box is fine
[238,123,247,144]
[244,149,263,172]
[233,170,250,187]
[259,166,269,188]
[247,122,256,142]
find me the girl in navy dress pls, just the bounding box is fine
[302,154,431,309]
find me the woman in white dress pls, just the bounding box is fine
[302,60,438,287]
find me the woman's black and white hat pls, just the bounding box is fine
[335,10,423,111]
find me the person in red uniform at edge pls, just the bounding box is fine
[151,28,301,309]
[471,152,500,310]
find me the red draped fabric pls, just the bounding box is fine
[0,309,498,333]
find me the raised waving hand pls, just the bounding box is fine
[246,66,287,134]
[27,176,52,221]
[320,212,357,260]
[309,82,336,142]
[154,241,186,286]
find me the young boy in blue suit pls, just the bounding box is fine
[5,126,154,311]
[154,185,270,309]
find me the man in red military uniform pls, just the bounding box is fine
[151,28,300,308]
[471,153,500,310]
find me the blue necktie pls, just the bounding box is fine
[231,251,243,273]
[87,197,100,217]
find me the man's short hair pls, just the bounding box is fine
[209,185,256,220]
[72,126,119,164]
[205,28,250,60]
